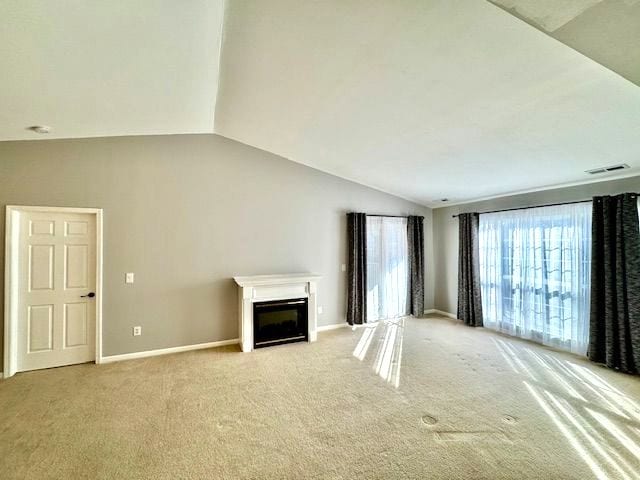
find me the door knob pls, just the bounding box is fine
[81,292,95,298]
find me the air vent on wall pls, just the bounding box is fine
[585,164,630,175]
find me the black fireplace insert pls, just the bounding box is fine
[253,298,308,348]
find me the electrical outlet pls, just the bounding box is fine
[318,306,323,315]
[125,272,135,284]
[133,326,142,336]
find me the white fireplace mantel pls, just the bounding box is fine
[233,273,322,352]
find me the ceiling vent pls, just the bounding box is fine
[585,164,630,175]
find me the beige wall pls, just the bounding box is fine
[432,176,640,314]
[0,134,433,364]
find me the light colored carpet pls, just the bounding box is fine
[1,316,639,479]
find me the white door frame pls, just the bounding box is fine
[4,205,104,378]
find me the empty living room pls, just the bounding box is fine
[2,1,640,479]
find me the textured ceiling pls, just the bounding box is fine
[0,1,224,141]
[214,0,640,206]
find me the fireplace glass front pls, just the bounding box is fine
[253,298,308,348]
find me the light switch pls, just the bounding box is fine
[318,306,323,315]
[125,272,135,284]
[341,264,346,272]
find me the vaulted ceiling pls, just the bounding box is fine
[0,1,224,140]
[490,0,640,87]
[2,0,639,206]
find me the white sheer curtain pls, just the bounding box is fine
[479,203,592,355]
[366,216,409,322]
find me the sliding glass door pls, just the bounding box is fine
[478,203,592,355]
[366,216,409,322]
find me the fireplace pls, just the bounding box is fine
[253,298,308,348]
[233,273,321,352]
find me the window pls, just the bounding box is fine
[479,203,592,355]
[366,216,409,322]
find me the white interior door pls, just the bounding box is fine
[17,211,97,372]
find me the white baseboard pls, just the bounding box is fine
[424,309,458,320]
[317,322,349,332]
[100,338,239,364]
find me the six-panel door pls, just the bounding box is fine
[18,211,97,372]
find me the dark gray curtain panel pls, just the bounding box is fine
[408,216,425,317]
[589,193,640,374]
[347,212,367,325]
[457,213,483,327]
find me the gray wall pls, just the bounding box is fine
[0,134,433,363]
[432,176,640,314]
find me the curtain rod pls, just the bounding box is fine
[451,199,593,218]
[366,214,424,219]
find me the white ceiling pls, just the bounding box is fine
[491,0,640,33]
[2,1,639,206]
[0,1,224,141]
[214,0,640,206]
[490,0,606,32]
[491,0,640,87]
